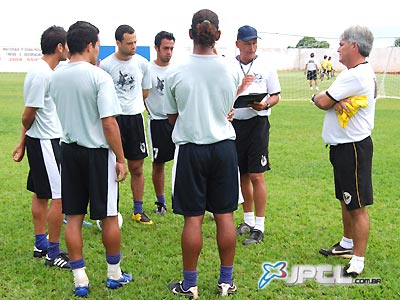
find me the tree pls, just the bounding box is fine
[295,36,329,48]
[394,38,400,47]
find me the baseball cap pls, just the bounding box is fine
[237,25,260,42]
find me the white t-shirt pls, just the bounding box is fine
[322,62,376,145]
[24,59,62,139]
[100,53,152,115]
[164,54,240,145]
[231,56,281,120]
[146,60,170,120]
[305,58,318,71]
[49,61,122,149]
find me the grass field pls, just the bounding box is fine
[0,72,399,299]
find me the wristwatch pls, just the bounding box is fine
[266,102,271,110]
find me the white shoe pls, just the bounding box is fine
[310,87,313,90]
[316,87,319,91]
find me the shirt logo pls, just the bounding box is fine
[117,70,136,92]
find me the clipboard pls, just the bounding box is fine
[234,93,268,108]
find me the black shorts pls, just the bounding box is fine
[307,70,317,80]
[329,136,373,210]
[25,136,61,199]
[116,114,148,161]
[172,140,239,216]
[148,119,175,163]
[60,143,119,220]
[232,116,270,174]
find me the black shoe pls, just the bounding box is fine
[218,282,237,296]
[33,246,48,258]
[44,252,71,269]
[343,263,362,278]
[319,242,353,259]
[168,281,198,299]
[155,202,167,215]
[243,229,263,245]
[236,222,253,235]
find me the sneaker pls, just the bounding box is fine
[319,242,353,259]
[33,246,48,258]
[132,212,153,225]
[316,86,319,91]
[168,281,198,299]
[64,216,93,227]
[310,87,313,90]
[74,284,89,297]
[236,222,253,235]
[106,271,133,289]
[44,252,71,269]
[155,202,167,215]
[343,263,362,278]
[218,282,237,296]
[243,229,263,245]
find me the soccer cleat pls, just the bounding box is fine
[218,282,237,296]
[64,216,93,227]
[236,222,253,235]
[44,252,71,269]
[33,246,48,258]
[106,271,133,289]
[155,202,167,215]
[168,281,198,299]
[242,229,263,245]
[132,212,153,225]
[74,284,89,297]
[319,242,353,259]
[343,263,362,278]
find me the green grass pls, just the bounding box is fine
[0,72,399,299]
[278,70,400,100]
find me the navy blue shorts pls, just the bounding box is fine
[171,140,239,216]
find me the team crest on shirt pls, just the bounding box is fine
[254,73,263,83]
[117,70,136,92]
[261,155,267,167]
[343,192,352,205]
[156,76,165,96]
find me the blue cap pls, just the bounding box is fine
[237,25,260,42]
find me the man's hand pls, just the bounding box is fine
[115,161,127,182]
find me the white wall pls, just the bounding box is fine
[1,46,399,73]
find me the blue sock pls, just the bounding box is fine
[70,258,85,270]
[106,253,121,265]
[182,269,197,290]
[35,234,48,250]
[48,241,60,259]
[134,200,143,214]
[156,195,166,204]
[218,265,233,285]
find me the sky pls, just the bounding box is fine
[1,0,398,57]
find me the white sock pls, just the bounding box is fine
[340,236,354,249]
[254,217,265,232]
[244,212,255,227]
[349,255,365,273]
[73,267,89,287]
[108,262,122,280]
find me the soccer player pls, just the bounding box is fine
[165,9,240,298]
[145,31,176,215]
[304,52,319,90]
[312,25,376,277]
[232,25,281,245]
[12,25,70,269]
[100,25,153,225]
[49,21,132,297]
